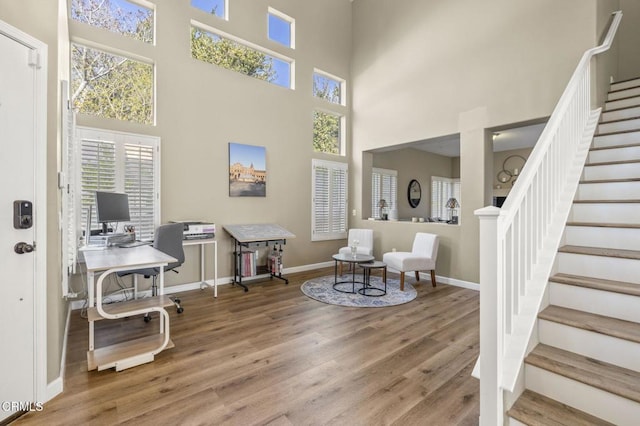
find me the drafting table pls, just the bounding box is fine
[223,223,296,292]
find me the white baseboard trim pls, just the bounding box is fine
[69,262,478,312]
[384,268,480,291]
[45,303,72,402]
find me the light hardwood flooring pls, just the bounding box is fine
[14,267,480,425]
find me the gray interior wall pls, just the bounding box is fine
[371,148,457,221]
[351,0,603,284]
[618,0,640,80]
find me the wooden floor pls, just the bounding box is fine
[15,267,480,425]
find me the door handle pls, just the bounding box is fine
[14,242,35,254]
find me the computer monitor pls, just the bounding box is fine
[95,191,130,235]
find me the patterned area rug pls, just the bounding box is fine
[301,275,417,307]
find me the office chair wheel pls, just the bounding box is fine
[174,298,181,304]
[144,314,151,323]
[177,307,184,314]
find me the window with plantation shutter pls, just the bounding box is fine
[61,80,77,297]
[76,127,160,243]
[371,168,397,219]
[312,159,347,241]
[431,176,461,220]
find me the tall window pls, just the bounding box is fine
[312,159,348,241]
[313,70,344,105]
[76,127,160,241]
[268,8,294,48]
[372,168,397,219]
[191,25,292,89]
[71,0,154,43]
[431,176,461,220]
[71,44,154,125]
[191,0,227,19]
[313,110,342,155]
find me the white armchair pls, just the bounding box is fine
[338,229,374,274]
[382,232,439,291]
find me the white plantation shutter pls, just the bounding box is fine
[431,176,461,219]
[312,159,348,240]
[371,168,397,218]
[61,80,77,296]
[76,127,160,242]
[125,143,157,240]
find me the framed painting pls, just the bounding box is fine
[229,142,267,197]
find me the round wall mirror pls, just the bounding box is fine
[408,179,421,208]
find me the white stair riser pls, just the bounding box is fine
[593,130,640,147]
[611,79,640,92]
[608,87,640,101]
[598,118,640,134]
[570,203,640,224]
[576,181,640,200]
[605,97,640,111]
[548,282,640,323]
[582,163,640,181]
[506,419,527,426]
[565,225,640,250]
[588,146,640,163]
[525,365,640,425]
[539,319,640,371]
[602,105,640,122]
[557,252,640,284]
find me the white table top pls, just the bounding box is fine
[223,223,296,243]
[82,245,177,272]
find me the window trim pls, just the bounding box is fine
[191,20,295,89]
[311,159,348,241]
[371,167,398,219]
[267,7,295,49]
[75,126,161,243]
[313,108,345,156]
[313,68,346,106]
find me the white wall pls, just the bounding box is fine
[618,0,640,80]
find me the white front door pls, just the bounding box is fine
[0,29,39,422]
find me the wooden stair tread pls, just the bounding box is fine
[599,115,640,125]
[539,306,640,344]
[609,85,640,94]
[87,334,174,371]
[550,273,640,297]
[595,128,640,137]
[558,245,640,260]
[579,177,640,183]
[507,389,614,426]
[87,295,175,321]
[525,344,640,404]
[566,222,640,229]
[589,142,640,151]
[585,158,640,166]
[573,199,640,204]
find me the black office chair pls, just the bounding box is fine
[118,222,185,321]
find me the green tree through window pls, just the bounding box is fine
[191,27,278,84]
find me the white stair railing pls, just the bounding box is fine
[474,11,622,426]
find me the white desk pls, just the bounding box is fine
[183,237,218,298]
[83,245,177,371]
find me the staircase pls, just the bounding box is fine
[507,78,640,425]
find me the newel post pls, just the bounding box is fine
[475,206,503,426]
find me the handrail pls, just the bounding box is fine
[475,10,622,426]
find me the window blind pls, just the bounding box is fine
[312,159,348,240]
[431,176,461,219]
[371,168,397,218]
[76,127,160,243]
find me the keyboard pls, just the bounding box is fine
[118,241,152,248]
